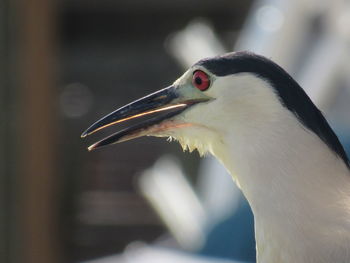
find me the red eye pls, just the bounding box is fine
[192,70,210,91]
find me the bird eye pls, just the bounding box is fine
[192,70,210,91]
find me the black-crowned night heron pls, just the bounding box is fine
[82,52,350,263]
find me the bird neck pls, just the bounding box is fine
[210,112,350,263]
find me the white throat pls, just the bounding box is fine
[169,73,350,262]
[210,103,350,263]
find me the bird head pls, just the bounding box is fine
[81,51,348,168]
[81,52,350,262]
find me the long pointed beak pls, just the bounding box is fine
[81,85,210,151]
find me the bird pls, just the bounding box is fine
[82,51,350,263]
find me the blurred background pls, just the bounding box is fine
[1,0,350,262]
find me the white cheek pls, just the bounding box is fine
[197,73,284,133]
[167,73,287,158]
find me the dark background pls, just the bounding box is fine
[1,1,252,262]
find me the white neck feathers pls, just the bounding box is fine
[211,106,350,263]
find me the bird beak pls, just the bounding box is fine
[81,85,211,151]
